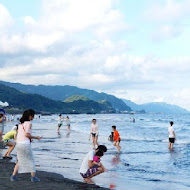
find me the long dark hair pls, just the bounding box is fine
[20,109,35,124]
[97,145,107,153]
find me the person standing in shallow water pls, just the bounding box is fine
[65,116,70,131]
[11,109,42,182]
[112,125,121,152]
[57,114,63,133]
[90,119,99,149]
[168,121,176,150]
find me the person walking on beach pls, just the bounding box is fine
[57,114,63,133]
[168,121,176,150]
[11,109,42,182]
[112,126,121,152]
[0,109,6,142]
[90,119,99,149]
[80,145,107,184]
[2,125,18,159]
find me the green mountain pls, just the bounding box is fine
[64,95,89,102]
[0,84,64,113]
[0,81,131,111]
[98,100,115,112]
[64,95,115,113]
[1,81,188,114]
[0,84,115,114]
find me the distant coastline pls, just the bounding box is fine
[0,80,189,114]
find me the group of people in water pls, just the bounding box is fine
[87,118,121,152]
[79,119,122,184]
[0,108,176,184]
[57,114,70,134]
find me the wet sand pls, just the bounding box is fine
[0,160,109,190]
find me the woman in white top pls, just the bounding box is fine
[90,119,99,149]
[168,121,176,150]
[11,109,42,182]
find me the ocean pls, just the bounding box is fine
[2,113,190,190]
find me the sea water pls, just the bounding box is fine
[3,114,190,190]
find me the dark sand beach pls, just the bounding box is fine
[0,160,109,190]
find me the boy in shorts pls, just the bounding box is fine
[168,121,176,150]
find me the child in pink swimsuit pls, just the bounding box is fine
[93,151,107,172]
[93,155,100,163]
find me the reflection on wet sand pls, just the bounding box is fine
[108,153,121,190]
[57,130,71,138]
[111,153,121,166]
[57,131,61,138]
[0,141,5,159]
[66,131,70,138]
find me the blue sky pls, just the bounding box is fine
[0,0,40,18]
[0,0,190,110]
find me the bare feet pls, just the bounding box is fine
[84,178,95,184]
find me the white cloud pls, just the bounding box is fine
[174,89,190,102]
[0,0,190,110]
[152,97,165,103]
[151,25,182,41]
[145,0,190,41]
[0,31,65,54]
[145,0,190,22]
[0,0,126,54]
[40,0,116,31]
[94,10,130,39]
[24,32,65,52]
[23,16,37,25]
[104,55,124,72]
[1,46,189,90]
[0,4,13,30]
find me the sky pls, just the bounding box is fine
[0,0,190,110]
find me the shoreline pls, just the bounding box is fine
[0,160,109,190]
